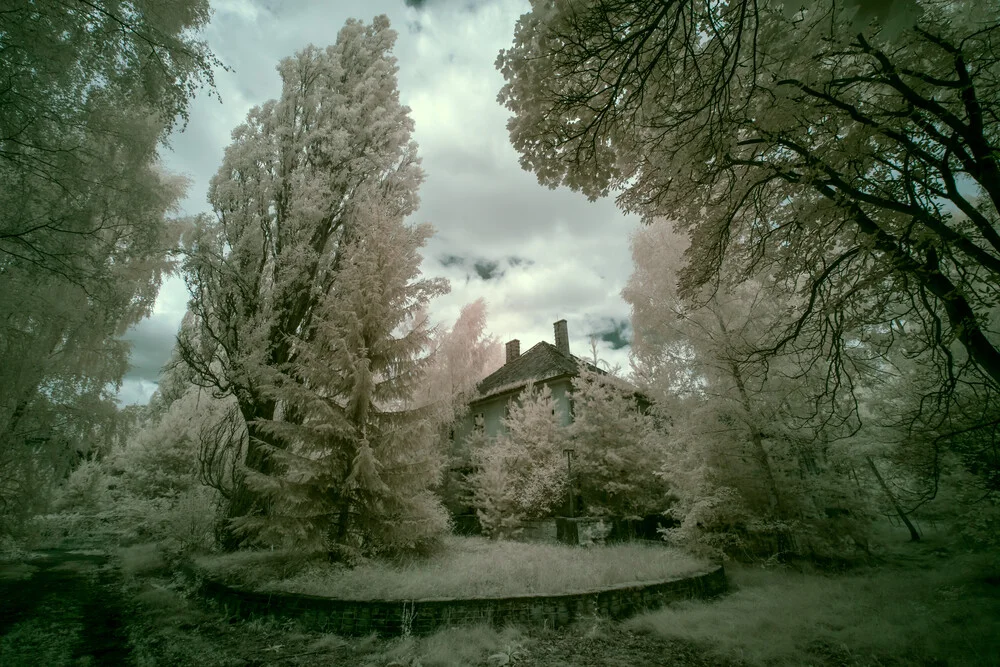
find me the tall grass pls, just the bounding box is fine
[194,536,709,600]
[626,544,1000,665]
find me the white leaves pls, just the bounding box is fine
[469,384,569,537]
[346,442,389,495]
[568,364,667,516]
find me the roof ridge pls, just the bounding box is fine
[473,337,581,400]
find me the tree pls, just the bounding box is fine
[415,298,503,513]
[468,384,568,538]
[417,298,504,427]
[178,16,423,548]
[568,364,666,518]
[498,1,1000,438]
[624,223,872,557]
[0,1,218,532]
[1,0,217,303]
[232,196,450,555]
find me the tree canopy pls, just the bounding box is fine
[497,0,1000,426]
[179,16,441,550]
[0,0,219,531]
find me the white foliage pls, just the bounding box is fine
[0,1,215,531]
[624,225,872,556]
[178,17,442,551]
[568,365,667,517]
[469,384,568,538]
[240,195,453,555]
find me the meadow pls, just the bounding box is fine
[193,535,708,600]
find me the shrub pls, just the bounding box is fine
[51,459,110,514]
[467,384,567,538]
[569,365,668,518]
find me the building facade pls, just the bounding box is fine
[452,319,599,446]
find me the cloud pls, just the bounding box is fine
[588,318,632,351]
[472,259,502,281]
[117,309,181,405]
[437,253,462,264]
[123,0,641,403]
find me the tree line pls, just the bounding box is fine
[3,0,998,559]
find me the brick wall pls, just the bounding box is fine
[195,565,727,637]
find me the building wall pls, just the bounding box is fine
[452,377,575,451]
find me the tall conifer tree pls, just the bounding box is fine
[180,16,427,549]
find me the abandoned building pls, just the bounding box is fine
[451,319,602,445]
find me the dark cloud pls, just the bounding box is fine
[117,311,184,404]
[439,253,466,268]
[507,256,532,268]
[590,318,631,350]
[473,259,503,281]
[404,0,490,10]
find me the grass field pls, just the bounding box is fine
[193,535,709,599]
[627,532,1000,666]
[122,527,1000,665]
[6,521,1000,665]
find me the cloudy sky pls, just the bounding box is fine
[118,0,642,405]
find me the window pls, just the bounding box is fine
[474,413,485,433]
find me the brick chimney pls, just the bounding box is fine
[505,339,520,365]
[554,319,570,356]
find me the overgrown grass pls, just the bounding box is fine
[119,543,168,578]
[193,535,710,600]
[122,562,531,667]
[626,536,1000,666]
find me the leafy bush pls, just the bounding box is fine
[119,543,168,578]
[569,365,668,518]
[468,384,568,538]
[192,547,325,589]
[51,459,110,514]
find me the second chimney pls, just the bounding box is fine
[505,339,520,365]
[554,319,570,356]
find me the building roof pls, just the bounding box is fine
[471,341,602,404]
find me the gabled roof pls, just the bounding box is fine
[471,341,602,404]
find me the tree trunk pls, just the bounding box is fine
[734,366,784,516]
[333,494,352,550]
[219,399,279,551]
[866,456,920,542]
[714,310,785,517]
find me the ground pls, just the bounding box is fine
[0,541,735,667]
[0,549,131,666]
[1,525,998,666]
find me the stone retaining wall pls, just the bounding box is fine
[195,565,727,637]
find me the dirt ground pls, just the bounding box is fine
[0,549,132,666]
